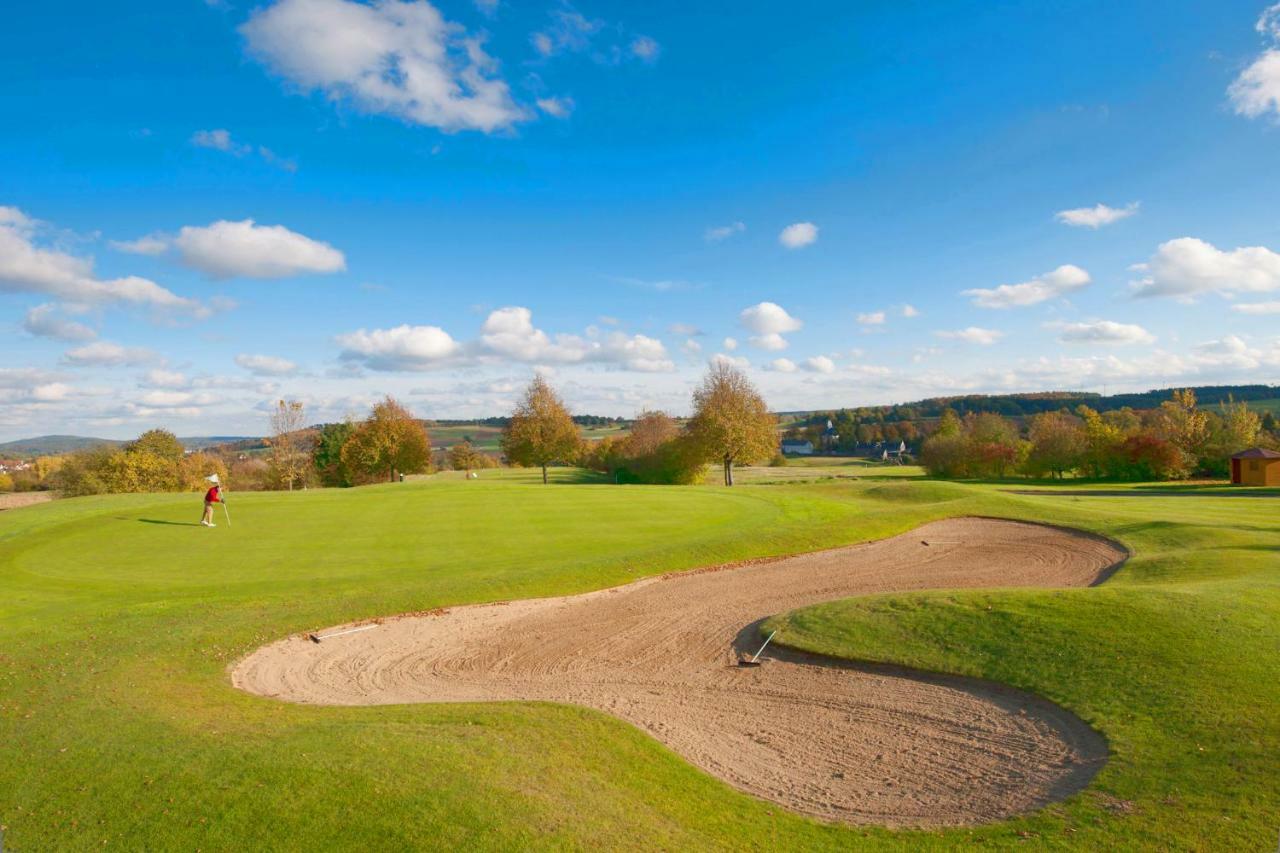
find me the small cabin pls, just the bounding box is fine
[1230,447,1280,486]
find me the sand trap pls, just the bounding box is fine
[233,518,1125,827]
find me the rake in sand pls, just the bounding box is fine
[738,629,776,668]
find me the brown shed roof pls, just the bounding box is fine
[1230,447,1280,459]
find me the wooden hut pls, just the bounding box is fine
[1230,447,1280,486]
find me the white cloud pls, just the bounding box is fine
[741,301,802,350]
[530,6,600,56]
[749,332,789,351]
[901,304,919,318]
[142,369,187,389]
[668,322,702,336]
[1131,237,1280,299]
[857,311,886,326]
[235,353,299,376]
[137,390,217,409]
[1232,300,1280,314]
[722,336,738,351]
[1055,320,1155,345]
[535,96,574,118]
[802,355,836,374]
[338,307,673,373]
[191,128,250,155]
[766,358,797,373]
[963,264,1091,308]
[1229,5,1280,119]
[23,304,97,342]
[681,338,702,357]
[337,324,462,371]
[171,219,346,279]
[936,327,1005,345]
[779,221,818,249]
[191,129,297,171]
[704,221,745,242]
[241,0,528,133]
[711,353,750,369]
[1054,202,1139,228]
[740,301,802,334]
[630,35,660,61]
[62,341,159,367]
[0,206,201,314]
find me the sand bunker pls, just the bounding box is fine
[233,518,1125,827]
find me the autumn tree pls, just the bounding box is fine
[267,399,309,491]
[1153,389,1210,469]
[1022,412,1085,479]
[501,376,581,484]
[340,397,431,483]
[447,440,482,474]
[129,429,185,461]
[686,361,777,486]
[626,410,679,457]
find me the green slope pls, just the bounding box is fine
[0,472,1275,850]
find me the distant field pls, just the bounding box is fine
[1204,397,1280,415]
[428,423,629,454]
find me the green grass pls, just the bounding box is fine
[0,474,1276,850]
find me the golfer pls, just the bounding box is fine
[201,476,222,527]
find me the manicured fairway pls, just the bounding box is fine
[0,473,1276,850]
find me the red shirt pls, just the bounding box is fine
[205,486,220,503]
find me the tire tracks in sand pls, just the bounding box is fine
[232,518,1125,827]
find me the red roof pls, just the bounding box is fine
[1231,447,1280,459]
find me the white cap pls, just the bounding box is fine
[205,474,221,484]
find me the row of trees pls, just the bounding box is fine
[29,362,780,495]
[920,390,1268,481]
[508,364,777,486]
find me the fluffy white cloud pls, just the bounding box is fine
[23,304,96,342]
[748,333,788,351]
[802,355,836,374]
[1232,300,1280,314]
[337,324,462,371]
[778,221,818,249]
[901,304,919,318]
[1054,202,1139,228]
[1055,320,1155,345]
[936,327,1005,345]
[740,301,802,350]
[62,341,159,367]
[722,336,738,351]
[0,207,201,314]
[1131,237,1280,299]
[242,0,527,133]
[704,221,745,242]
[1229,5,1280,119]
[171,219,346,279]
[740,301,802,334]
[767,358,797,373]
[856,311,886,326]
[681,338,702,357]
[963,264,1091,308]
[338,307,673,373]
[235,353,299,376]
[535,96,574,118]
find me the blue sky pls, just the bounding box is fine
[3,0,1280,439]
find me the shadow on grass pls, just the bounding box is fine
[138,519,203,527]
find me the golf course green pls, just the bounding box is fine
[1,469,1276,850]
